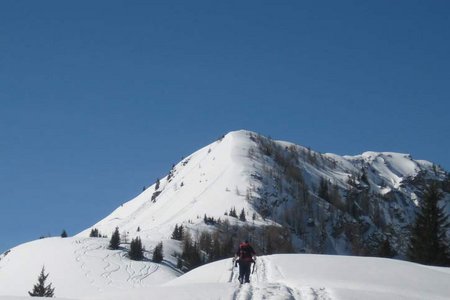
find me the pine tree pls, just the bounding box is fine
[28,266,55,297]
[239,208,246,222]
[318,177,329,201]
[109,227,121,250]
[152,242,164,263]
[408,183,450,266]
[171,224,179,240]
[89,228,100,237]
[176,257,183,269]
[60,230,68,238]
[181,233,202,270]
[129,237,144,260]
[229,207,237,218]
[171,224,184,240]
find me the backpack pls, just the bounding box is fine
[239,243,254,262]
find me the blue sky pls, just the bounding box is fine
[1,1,449,252]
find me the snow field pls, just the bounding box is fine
[0,237,177,299]
[1,238,450,300]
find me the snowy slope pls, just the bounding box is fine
[77,131,265,241]
[2,242,449,300]
[165,254,450,300]
[0,237,178,299]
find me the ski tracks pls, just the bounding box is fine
[100,252,121,285]
[123,257,159,287]
[72,239,160,290]
[231,257,333,300]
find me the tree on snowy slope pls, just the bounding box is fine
[408,183,450,266]
[129,237,144,260]
[28,266,55,297]
[181,233,203,271]
[239,208,247,222]
[171,224,184,240]
[109,227,121,250]
[152,241,164,263]
[89,228,100,237]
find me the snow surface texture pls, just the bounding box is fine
[1,237,449,300]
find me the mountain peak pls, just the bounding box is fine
[77,131,449,257]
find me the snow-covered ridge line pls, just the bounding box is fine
[76,130,448,257]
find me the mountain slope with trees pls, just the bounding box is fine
[77,130,450,261]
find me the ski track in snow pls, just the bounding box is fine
[72,239,159,290]
[231,257,332,300]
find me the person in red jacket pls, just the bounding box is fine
[234,240,256,284]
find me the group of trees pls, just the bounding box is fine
[89,228,104,238]
[175,220,293,271]
[171,224,185,240]
[225,207,247,222]
[108,227,164,263]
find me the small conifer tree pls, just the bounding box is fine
[176,257,183,269]
[129,237,144,260]
[89,228,100,237]
[152,242,164,263]
[109,227,121,250]
[171,224,184,240]
[61,230,68,238]
[181,233,202,270]
[28,266,55,297]
[229,207,237,218]
[239,209,246,222]
[171,224,179,240]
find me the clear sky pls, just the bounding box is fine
[1,1,449,252]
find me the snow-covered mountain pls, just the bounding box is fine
[78,130,450,256]
[1,129,449,300]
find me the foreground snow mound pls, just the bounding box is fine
[77,254,450,300]
[166,254,450,300]
[0,237,177,299]
[1,250,449,300]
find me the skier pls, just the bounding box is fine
[234,240,256,284]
